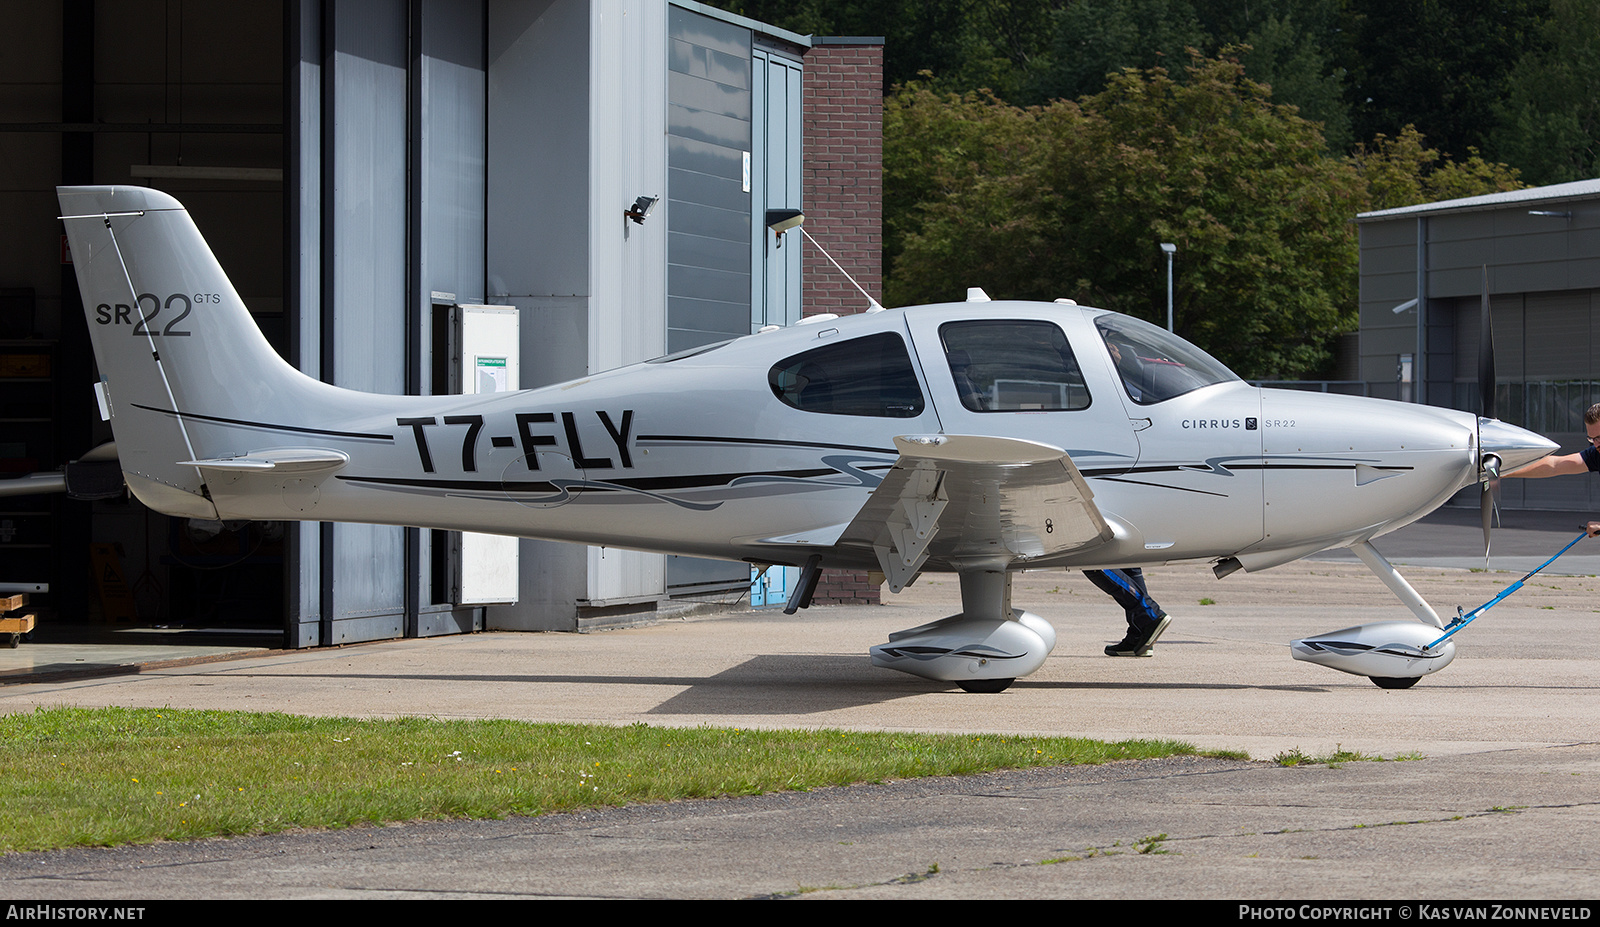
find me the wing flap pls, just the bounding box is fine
[839,434,1112,590]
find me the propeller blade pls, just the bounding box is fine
[1480,455,1501,562]
[1481,481,1493,561]
[1479,265,1496,420]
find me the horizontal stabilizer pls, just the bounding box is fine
[179,448,350,473]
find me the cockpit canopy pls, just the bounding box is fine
[1093,311,1239,405]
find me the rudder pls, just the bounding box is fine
[58,185,324,519]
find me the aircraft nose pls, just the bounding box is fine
[1479,417,1559,472]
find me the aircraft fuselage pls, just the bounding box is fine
[183,301,1479,575]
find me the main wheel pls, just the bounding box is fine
[957,677,1014,694]
[1369,675,1420,690]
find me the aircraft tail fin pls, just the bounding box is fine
[57,185,334,518]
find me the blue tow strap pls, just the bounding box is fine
[1425,530,1591,651]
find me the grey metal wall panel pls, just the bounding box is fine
[1360,219,1415,248]
[671,37,741,79]
[487,0,590,299]
[668,326,738,353]
[669,7,750,57]
[670,230,752,274]
[1452,296,1480,380]
[1525,292,1592,379]
[668,104,753,149]
[327,0,408,633]
[1572,226,1600,265]
[670,263,751,308]
[667,135,744,180]
[289,0,324,646]
[667,3,750,350]
[1356,219,1419,380]
[670,199,749,242]
[419,1,487,308]
[585,0,668,605]
[1360,242,1420,279]
[1423,305,1454,405]
[1496,261,1577,295]
[1491,296,1526,381]
[1429,238,1494,277]
[668,165,746,211]
[1592,295,1600,375]
[412,0,487,626]
[485,1,593,630]
[1522,469,1591,510]
[667,69,751,119]
[332,0,408,394]
[667,293,747,333]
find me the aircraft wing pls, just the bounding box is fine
[838,434,1113,591]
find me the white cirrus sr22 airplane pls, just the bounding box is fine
[56,185,1557,691]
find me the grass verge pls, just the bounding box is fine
[1273,744,1425,767]
[3,706,1216,852]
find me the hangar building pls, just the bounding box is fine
[1356,179,1600,513]
[0,0,884,646]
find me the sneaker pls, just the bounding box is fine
[1104,613,1171,657]
[1104,633,1144,657]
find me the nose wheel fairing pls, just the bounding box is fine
[870,609,1056,687]
[1290,620,1457,680]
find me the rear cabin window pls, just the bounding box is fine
[768,332,925,418]
[938,320,1090,412]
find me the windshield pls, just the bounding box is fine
[1094,312,1240,405]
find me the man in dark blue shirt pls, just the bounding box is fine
[1504,402,1600,537]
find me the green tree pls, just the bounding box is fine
[1023,0,1208,104]
[1344,0,1548,165]
[1349,126,1523,211]
[889,53,1366,379]
[1233,13,1353,152]
[708,0,1066,98]
[1493,0,1600,185]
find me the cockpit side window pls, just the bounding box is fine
[1094,312,1240,404]
[768,332,925,418]
[937,320,1090,412]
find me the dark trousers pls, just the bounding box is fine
[1084,568,1164,632]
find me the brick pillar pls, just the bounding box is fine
[803,37,884,606]
[802,38,883,317]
